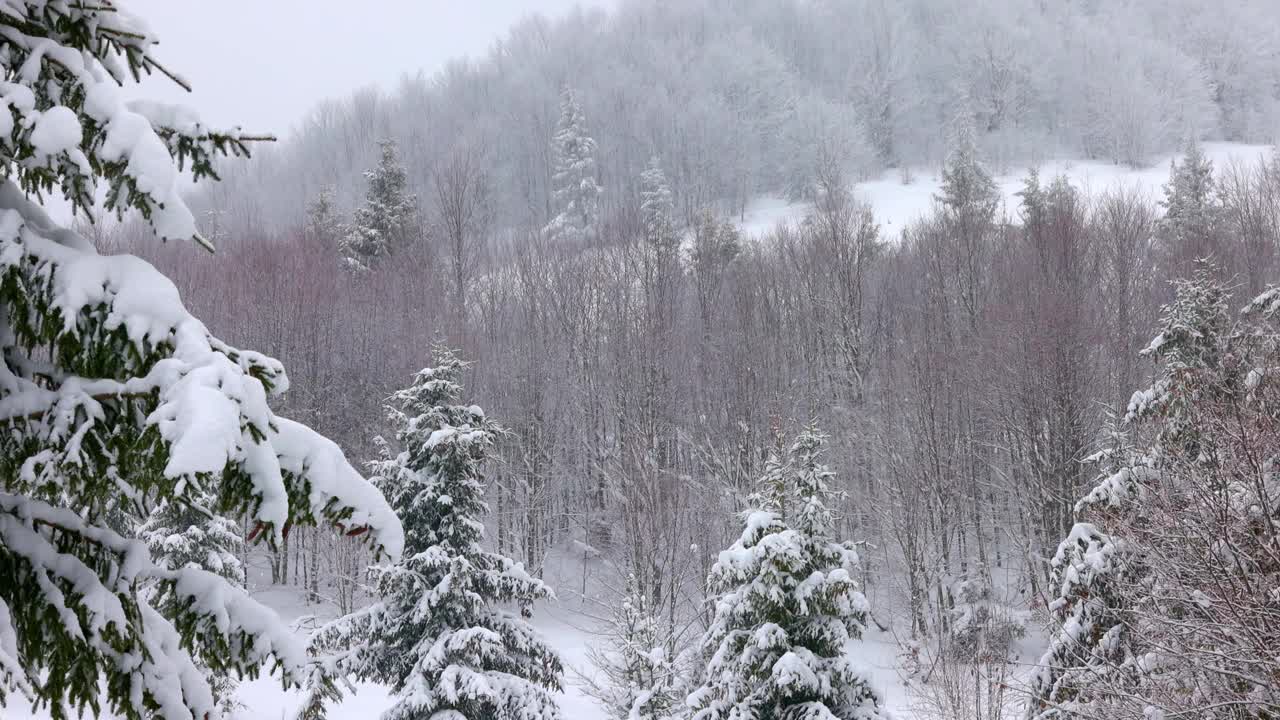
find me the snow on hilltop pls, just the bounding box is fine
[738,142,1275,240]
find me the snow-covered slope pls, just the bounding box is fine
[738,142,1274,239]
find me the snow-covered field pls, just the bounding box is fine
[738,142,1275,239]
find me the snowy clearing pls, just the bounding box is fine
[738,142,1275,239]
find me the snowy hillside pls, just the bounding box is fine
[738,142,1275,239]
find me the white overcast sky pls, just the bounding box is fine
[125,0,611,137]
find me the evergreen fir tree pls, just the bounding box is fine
[1157,141,1223,277]
[0,4,404,719]
[1029,265,1239,717]
[307,186,346,249]
[640,157,677,253]
[945,570,1027,663]
[544,87,602,247]
[586,577,683,720]
[1125,260,1231,459]
[687,427,885,720]
[937,117,1000,224]
[1016,168,1046,231]
[340,140,419,271]
[936,115,999,325]
[308,347,563,720]
[690,210,742,289]
[138,492,247,709]
[1024,430,1151,720]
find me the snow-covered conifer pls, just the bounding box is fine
[937,117,1000,223]
[687,426,885,720]
[138,492,247,708]
[307,186,345,248]
[1025,430,1150,720]
[935,115,1000,325]
[1157,141,1224,276]
[544,87,602,247]
[340,140,419,270]
[1125,260,1231,456]
[0,4,404,719]
[139,494,245,588]
[308,347,563,720]
[640,157,676,253]
[945,570,1027,663]
[1030,266,1280,719]
[1016,168,1045,230]
[690,210,741,292]
[1028,272,1231,718]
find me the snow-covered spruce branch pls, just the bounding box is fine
[0,493,306,719]
[0,5,402,714]
[0,1,273,249]
[0,202,403,556]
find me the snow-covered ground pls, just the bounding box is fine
[5,552,615,720]
[4,595,619,720]
[8,563,1039,720]
[738,142,1275,239]
[224,594,610,720]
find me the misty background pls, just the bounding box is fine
[68,0,1280,717]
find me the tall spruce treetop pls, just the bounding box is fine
[340,139,418,271]
[544,87,602,247]
[1029,267,1235,719]
[640,157,676,252]
[1024,431,1152,720]
[688,427,884,720]
[0,4,404,719]
[307,347,563,720]
[936,115,1000,324]
[1157,141,1223,275]
[937,117,999,224]
[1126,261,1231,460]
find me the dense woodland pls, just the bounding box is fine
[193,0,1280,233]
[102,84,1280,720]
[4,1,1280,719]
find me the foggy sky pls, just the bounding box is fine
[126,0,610,137]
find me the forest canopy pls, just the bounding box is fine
[195,0,1280,235]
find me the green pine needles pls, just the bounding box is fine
[0,3,403,719]
[304,347,563,720]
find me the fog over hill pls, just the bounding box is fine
[195,0,1280,236]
